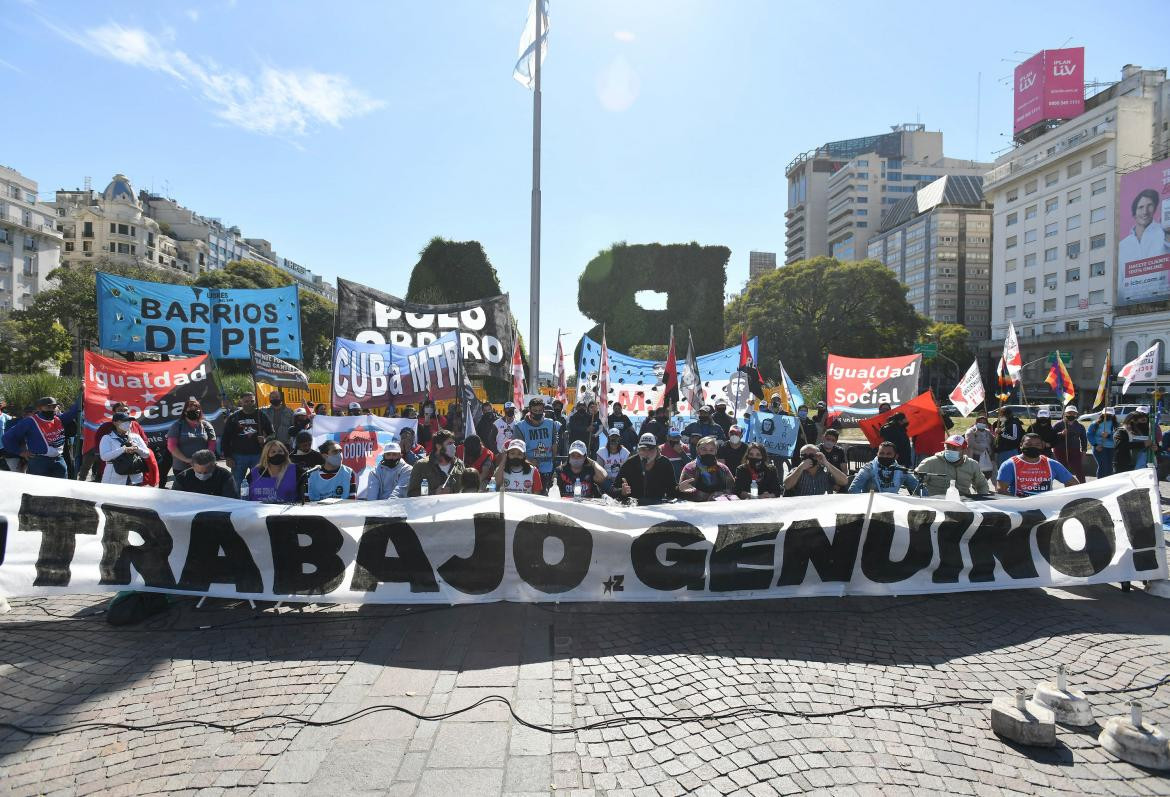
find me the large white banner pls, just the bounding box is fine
[0,471,1163,603]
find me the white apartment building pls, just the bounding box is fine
[0,165,62,312]
[785,124,988,265]
[985,65,1170,398]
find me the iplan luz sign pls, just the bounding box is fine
[1013,47,1085,135]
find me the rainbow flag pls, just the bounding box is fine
[1045,351,1076,406]
[995,354,1014,404]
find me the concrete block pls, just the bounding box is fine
[1029,666,1093,727]
[991,688,1056,747]
[1098,702,1170,771]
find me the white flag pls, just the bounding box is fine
[681,332,703,412]
[1118,342,1160,394]
[948,361,985,418]
[513,0,549,89]
[1003,321,1022,381]
[598,328,610,430]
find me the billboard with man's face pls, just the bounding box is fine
[1013,48,1085,135]
[1118,158,1170,305]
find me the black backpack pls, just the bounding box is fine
[111,432,147,476]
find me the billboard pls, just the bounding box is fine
[1118,158,1170,305]
[1013,48,1085,135]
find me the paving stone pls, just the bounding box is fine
[415,767,505,797]
[427,722,510,768]
[504,754,552,792]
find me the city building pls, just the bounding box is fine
[748,251,776,282]
[985,63,1170,399]
[866,175,992,341]
[52,175,203,276]
[785,124,989,265]
[0,165,62,312]
[141,193,336,301]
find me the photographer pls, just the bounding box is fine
[99,411,152,487]
[783,443,847,496]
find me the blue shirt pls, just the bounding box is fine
[515,417,558,474]
[996,456,1075,497]
[307,466,356,501]
[848,460,920,494]
[2,404,81,457]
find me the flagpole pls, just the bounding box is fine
[527,0,542,393]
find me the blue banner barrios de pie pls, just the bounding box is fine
[96,273,301,360]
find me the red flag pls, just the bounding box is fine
[736,332,765,399]
[511,332,525,408]
[661,326,679,407]
[858,391,946,456]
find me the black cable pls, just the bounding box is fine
[2,674,1165,739]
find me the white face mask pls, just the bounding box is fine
[729,435,741,444]
[325,453,342,468]
[193,469,213,481]
[976,423,988,430]
[115,422,131,433]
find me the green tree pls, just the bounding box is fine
[922,321,973,366]
[724,257,927,382]
[0,316,72,372]
[405,238,505,304]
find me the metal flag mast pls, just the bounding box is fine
[527,0,543,391]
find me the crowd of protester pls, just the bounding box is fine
[1,386,1167,506]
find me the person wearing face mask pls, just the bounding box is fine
[98,411,153,486]
[735,441,783,499]
[417,400,443,451]
[407,429,467,496]
[597,433,630,493]
[567,397,596,451]
[794,405,818,449]
[606,403,638,451]
[262,390,296,447]
[289,429,325,470]
[785,443,848,496]
[965,415,996,477]
[1113,408,1156,472]
[638,405,669,445]
[302,440,358,501]
[494,401,520,453]
[914,435,990,497]
[1052,406,1088,482]
[678,436,736,501]
[171,449,238,498]
[554,440,606,498]
[514,396,559,483]
[457,434,495,483]
[817,428,847,475]
[399,427,427,466]
[659,428,689,481]
[287,407,313,442]
[711,399,734,437]
[996,432,1079,497]
[84,401,151,482]
[222,392,273,489]
[878,412,912,468]
[682,406,726,442]
[2,395,82,479]
[1027,409,1059,454]
[475,404,502,455]
[347,401,365,418]
[812,401,829,439]
[167,399,217,477]
[1087,407,1118,478]
[246,441,299,503]
[616,433,687,505]
[493,438,544,493]
[993,405,1026,467]
[717,425,747,471]
[366,440,413,499]
[849,441,920,494]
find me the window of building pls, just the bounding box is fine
[1067,241,1081,258]
[1045,171,1059,187]
[108,242,116,252]
[1025,180,1038,195]
[1005,258,1017,272]
[1064,294,1079,309]
[1089,289,1105,305]
[1090,233,1106,250]
[1067,188,1082,204]
[1006,212,1017,227]
[856,209,868,216]
[857,221,868,228]
[1023,252,1036,268]
[1091,178,1106,196]
[1044,247,1058,262]
[1045,222,1058,237]
[1067,321,1081,333]
[1005,305,1017,318]
[1066,215,1080,231]
[1090,206,1106,223]
[1025,204,1037,220]
[1025,229,1038,243]
[1045,197,1059,213]
[1006,235,1017,249]
[1005,282,1017,295]
[1006,188,1019,202]
[1024,277,1036,292]
[1044,298,1057,312]
[1066,161,1082,178]
[64,242,74,252]
[1044,272,1058,288]
[109,223,116,234]
[83,221,93,237]
[1066,266,1081,282]
[1091,150,1107,168]
[1090,260,1106,277]
[82,240,92,253]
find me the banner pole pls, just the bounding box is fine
[527,0,543,392]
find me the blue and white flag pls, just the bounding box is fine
[513,0,549,88]
[779,359,806,411]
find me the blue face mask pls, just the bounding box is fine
[943,450,962,463]
[798,410,808,418]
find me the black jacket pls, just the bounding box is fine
[734,460,783,497]
[616,454,678,505]
[879,421,912,466]
[170,465,238,499]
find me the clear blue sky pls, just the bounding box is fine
[3,0,1167,369]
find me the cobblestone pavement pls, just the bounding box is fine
[2,582,1170,796]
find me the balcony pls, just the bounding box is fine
[985,121,1115,188]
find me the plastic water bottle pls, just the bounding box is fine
[750,479,759,499]
[420,479,429,496]
[573,478,583,500]
[240,478,249,500]
[487,477,496,493]
[946,482,961,502]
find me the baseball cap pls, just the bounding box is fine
[504,401,516,410]
[1135,405,1151,415]
[715,398,727,406]
[638,433,658,448]
[1064,405,1079,414]
[1103,406,1115,414]
[506,438,527,452]
[383,441,402,454]
[944,434,967,448]
[667,429,682,439]
[569,440,588,456]
[348,401,361,410]
[36,396,59,408]
[1036,409,1051,418]
[730,425,742,435]
[294,407,307,416]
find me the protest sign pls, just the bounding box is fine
[0,470,1162,603]
[949,361,985,418]
[744,411,801,457]
[331,332,461,411]
[97,273,301,360]
[310,415,417,497]
[826,353,921,425]
[250,347,309,391]
[335,278,512,380]
[83,351,223,449]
